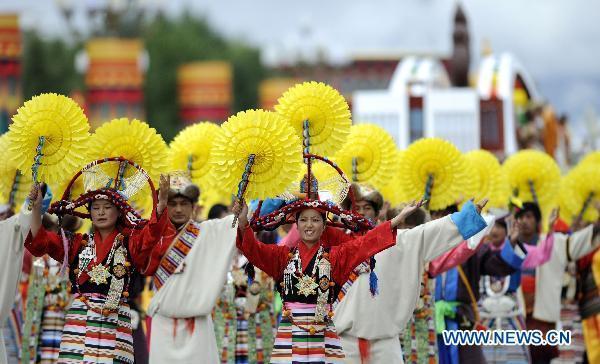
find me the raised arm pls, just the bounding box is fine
[24,226,65,262]
[130,174,177,274]
[28,182,44,238]
[522,234,554,269]
[130,207,176,274]
[480,240,526,276]
[428,240,479,277]
[522,208,558,269]
[567,224,599,261]
[410,200,490,271]
[233,199,289,280]
[236,225,289,280]
[331,221,396,284]
[24,183,72,263]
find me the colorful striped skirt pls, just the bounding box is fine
[38,308,65,363]
[270,302,344,364]
[57,294,134,364]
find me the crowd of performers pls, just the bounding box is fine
[1,86,600,364]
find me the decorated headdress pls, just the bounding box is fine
[249,154,373,233]
[85,118,169,219]
[343,183,384,213]
[49,157,157,228]
[167,172,200,203]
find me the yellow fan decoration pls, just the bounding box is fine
[335,124,398,191]
[51,173,85,212]
[130,185,154,219]
[88,118,170,182]
[0,134,33,208]
[399,138,470,211]
[379,150,411,206]
[169,122,221,186]
[8,93,90,185]
[461,157,481,207]
[579,151,600,168]
[557,177,578,225]
[502,150,560,211]
[558,164,600,224]
[210,109,302,200]
[275,81,351,156]
[464,150,508,209]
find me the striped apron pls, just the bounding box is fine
[57,294,133,363]
[270,302,344,364]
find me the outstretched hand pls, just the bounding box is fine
[157,174,170,215]
[28,182,43,212]
[475,198,489,214]
[548,207,559,232]
[507,215,520,244]
[378,201,390,223]
[390,199,425,228]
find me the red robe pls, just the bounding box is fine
[24,210,175,283]
[236,221,396,286]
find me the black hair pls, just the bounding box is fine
[515,202,542,224]
[295,209,326,224]
[365,200,380,214]
[404,208,427,227]
[42,214,59,231]
[431,204,459,217]
[494,218,507,231]
[63,215,81,233]
[208,204,229,220]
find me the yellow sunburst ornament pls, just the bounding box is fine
[460,156,481,207]
[579,151,600,168]
[169,122,221,185]
[502,150,560,210]
[399,138,470,211]
[8,93,90,185]
[88,118,170,182]
[335,123,398,191]
[379,151,411,206]
[275,81,351,156]
[558,164,600,224]
[464,150,508,209]
[0,134,33,208]
[210,109,302,203]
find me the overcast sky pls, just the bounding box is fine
[2,0,599,143]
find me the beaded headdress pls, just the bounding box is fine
[49,157,157,228]
[250,153,373,233]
